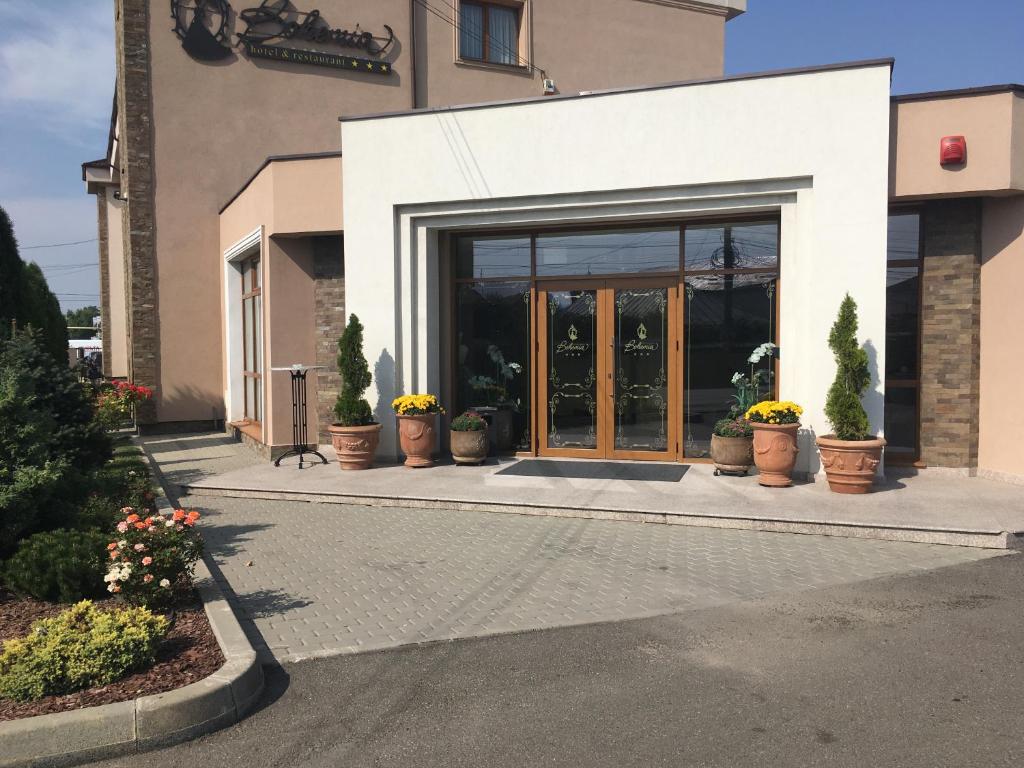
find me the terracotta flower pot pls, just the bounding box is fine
[750,422,800,487]
[451,429,488,465]
[397,413,437,468]
[710,434,754,475]
[328,423,381,471]
[816,435,887,494]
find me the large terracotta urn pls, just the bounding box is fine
[397,413,437,468]
[816,436,887,494]
[750,422,800,487]
[327,423,381,471]
[710,434,754,476]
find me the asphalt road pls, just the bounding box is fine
[90,550,1024,768]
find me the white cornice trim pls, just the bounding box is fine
[224,226,262,262]
[634,0,746,19]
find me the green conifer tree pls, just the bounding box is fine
[333,314,375,426]
[824,294,872,441]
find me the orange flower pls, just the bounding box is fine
[134,522,148,530]
[186,510,200,523]
[126,513,140,524]
[109,551,119,560]
[172,509,186,521]
[107,542,118,551]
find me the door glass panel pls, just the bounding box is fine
[887,214,920,261]
[547,290,598,449]
[884,385,917,453]
[614,287,669,452]
[683,273,777,457]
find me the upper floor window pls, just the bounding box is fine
[459,1,521,66]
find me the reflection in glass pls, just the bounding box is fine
[884,386,917,453]
[887,213,920,262]
[683,273,776,457]
[684,222,778,271]
[614,288,668,451]
[547,290,598,449]
[455,236,531,279]
[886,267,919,380]
[455,282,531,450]
[458,3,484,60]
[536,229,678,276]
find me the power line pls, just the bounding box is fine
[22,238,98,250]
[414,0,539,73]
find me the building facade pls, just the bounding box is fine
[84,1,1024,483]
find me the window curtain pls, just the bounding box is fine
[487,5,518,65]
[459,3,484,60]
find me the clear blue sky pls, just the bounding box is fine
[1,0,1021,312]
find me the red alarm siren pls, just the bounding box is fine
[940,136,966,166]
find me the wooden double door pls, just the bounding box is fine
[538,279,679,461]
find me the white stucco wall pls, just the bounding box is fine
[340,62,893,472]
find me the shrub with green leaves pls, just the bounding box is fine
[3,530,109,603]
[824,294,872,441]
[451,411,487,432]
[333,314,375,426]
[0,601,169,702]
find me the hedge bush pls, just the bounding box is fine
[0,601,169,701]
[3,530,110,603]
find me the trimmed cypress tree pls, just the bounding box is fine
[333,314,375,426]
[824,294,872,441]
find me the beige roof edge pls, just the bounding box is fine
[893,84,1024,103]
[634,0,747,20]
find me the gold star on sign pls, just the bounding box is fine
[366,62,373,70]
[351,60,357,67]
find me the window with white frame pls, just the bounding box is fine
[240,255,263,423]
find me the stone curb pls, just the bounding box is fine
[181,484,1024,550]
[0,443,264,768]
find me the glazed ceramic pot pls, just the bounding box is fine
[327,423,381,471]
[816,435,887,494]
[750,422,800,487]
[710,434,754,476]
[397,413,437,468]
[450,429,489,465]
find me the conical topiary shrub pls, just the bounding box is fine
[328,314,381,470]
[333,314,374,427]
[817,294,885,494]
[824,294,870,441]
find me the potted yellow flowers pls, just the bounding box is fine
[744,400,803,487]
[392,394,445,468]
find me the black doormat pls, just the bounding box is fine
[496,459,689,482]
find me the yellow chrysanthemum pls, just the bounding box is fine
[744,400,803,425]
[392,394,445,415]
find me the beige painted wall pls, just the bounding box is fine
[104,187,129,378]
[891,91,1021,199]
[416,0,726,107]
[979,195,1024,480]
[144,0,730,424]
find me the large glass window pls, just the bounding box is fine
[455,281,531,451]
[683,273,777,457]
[240,255,262,423]
[456,236,531,279]
[684,222,779,272]
[885,212,921,460]
[459,2,520,66]
[536,228,679,276]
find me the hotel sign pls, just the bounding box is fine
[171,0,394,75]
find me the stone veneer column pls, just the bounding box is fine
[313,237,345,444]
[96,193,111,377]
[115,0,159,424]
[918,199,982,469]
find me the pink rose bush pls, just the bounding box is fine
[105,507,202,609]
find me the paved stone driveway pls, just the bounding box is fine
[186,494,999,664]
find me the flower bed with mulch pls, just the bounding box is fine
[0,589,224,722]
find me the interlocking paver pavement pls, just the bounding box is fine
[186,494,1000,663]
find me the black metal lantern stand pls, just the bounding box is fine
[272,365,328,468]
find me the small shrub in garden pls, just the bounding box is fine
[450,410,487,431]
[824,294,872,441]
[105,507,203,609]
[713,417,753,438]
[0,600,168,701]
[3,530,109,603]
